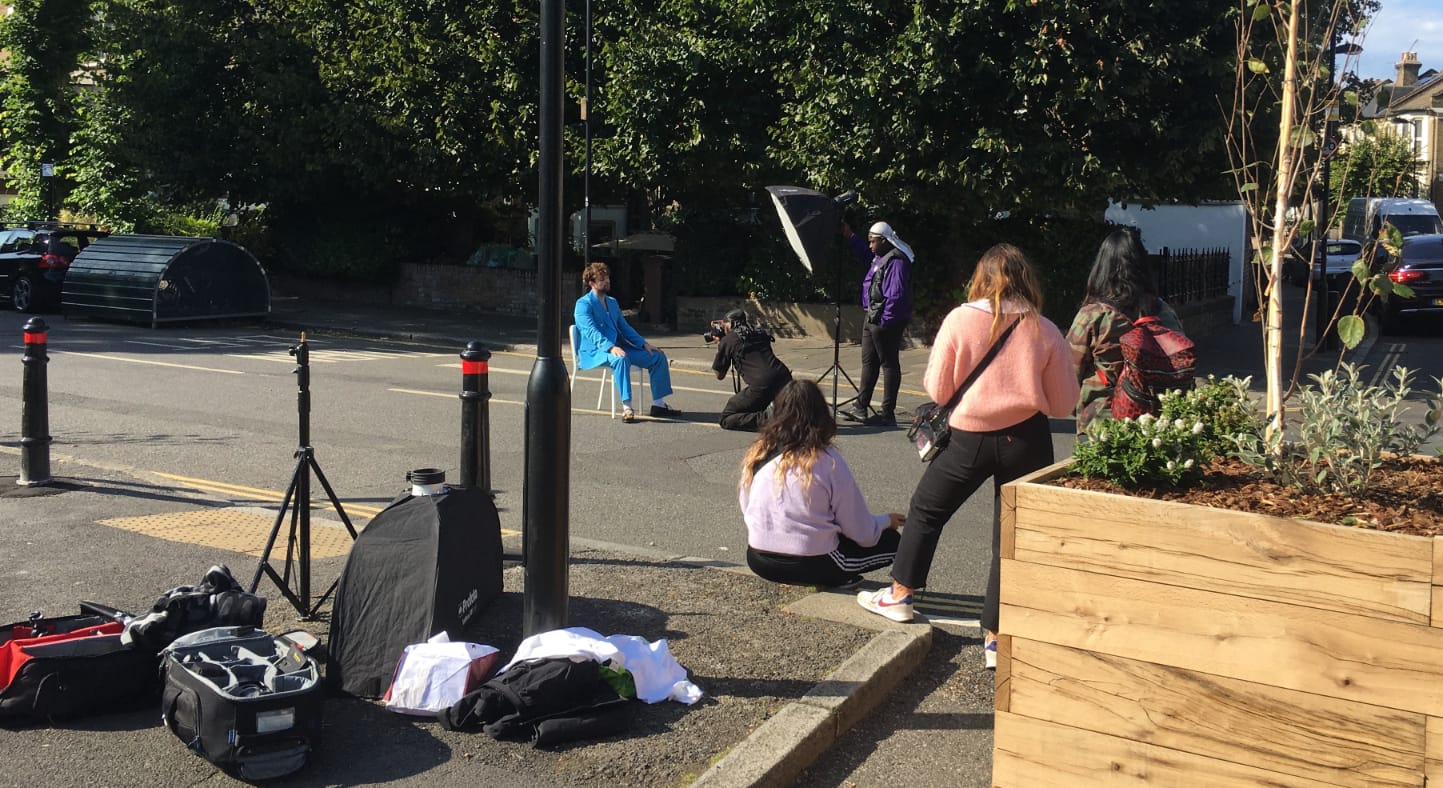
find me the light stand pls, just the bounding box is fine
[250,332,357,619]
[815,246,862,418]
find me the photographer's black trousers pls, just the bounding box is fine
[746,530,901,587]
[719,383,785,431]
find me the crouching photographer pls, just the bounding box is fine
[709,309,792,431]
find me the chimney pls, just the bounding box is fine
[1396,52,1420,87]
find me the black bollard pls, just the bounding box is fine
[19,317,52,486]
[459,341,493,493]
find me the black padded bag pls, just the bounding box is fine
[0,604,159,725]
[162,627,323,780]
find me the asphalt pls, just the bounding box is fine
[0,283,1379,787]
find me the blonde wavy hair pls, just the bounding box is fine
[966,243,1043,340]
[739,380,836,495]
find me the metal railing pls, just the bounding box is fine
[1150,246,1230,305]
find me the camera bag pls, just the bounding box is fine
[161,626,323,780]
[0,603,159,725]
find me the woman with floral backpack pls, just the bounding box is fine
[1067,228,1187,433]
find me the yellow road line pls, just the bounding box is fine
[152,471,385,517]
[54,351,245,375]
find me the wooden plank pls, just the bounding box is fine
[1001,560,1443,716]
[1010,481,1433,624]
[1428,717,1443,786]
[993,711,1338,787]
[1433,537,1443,628]
[994,633,1012,713]
[1008,638,1423,786]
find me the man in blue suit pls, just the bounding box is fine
[574,262,680,423]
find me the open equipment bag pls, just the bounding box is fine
[0,603,159,725]
[162,626,323,781]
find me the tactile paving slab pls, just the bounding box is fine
[98,508,354,558]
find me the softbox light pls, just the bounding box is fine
[766,186,839,274]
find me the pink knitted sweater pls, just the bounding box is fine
[924,300,1079,432]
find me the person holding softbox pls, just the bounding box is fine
[710,308,792,431]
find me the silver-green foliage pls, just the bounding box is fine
[1234,364,1443,495]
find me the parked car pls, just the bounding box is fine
[1375,233,1443,334]
[1283,238,1364,287]
[0,222,108,312]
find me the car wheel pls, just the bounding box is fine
[11,274,35,312]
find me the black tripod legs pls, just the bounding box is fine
[250,447,355,619]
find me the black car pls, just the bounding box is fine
[1377,233,1443,334]
[0,222,108,312]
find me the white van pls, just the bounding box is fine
[1341,197,1443,243]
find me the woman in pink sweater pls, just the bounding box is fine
[740,380,905,587]
[857,244,1079,669]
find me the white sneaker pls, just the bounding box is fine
[856,587,914,623]
[984,638,998,670]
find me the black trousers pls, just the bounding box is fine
[892,412,1053,633]
[719,382,786,431]
[746,530,901,587]
[857,321,907,416]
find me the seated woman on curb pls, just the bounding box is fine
[739,379,904,588]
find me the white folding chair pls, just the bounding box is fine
[568,323,645,418]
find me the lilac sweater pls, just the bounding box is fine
[740,447,891,556]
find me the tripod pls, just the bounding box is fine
[250,333,358,619]
[815,244,862,419]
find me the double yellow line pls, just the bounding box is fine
[151,471,522,536]
[152,471,386,518]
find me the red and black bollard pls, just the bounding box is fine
[459,341,492,493]
[19,317,52,486]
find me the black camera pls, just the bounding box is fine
[701,320,727,343]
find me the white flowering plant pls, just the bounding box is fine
[1157,375,1263,460]
[1072,412,1210,489]
[1072,377,1261,489]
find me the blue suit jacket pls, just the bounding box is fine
[574,290,648,369]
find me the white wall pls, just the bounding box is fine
[1105,200,1250,323]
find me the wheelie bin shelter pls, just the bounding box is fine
[63,234,270,326]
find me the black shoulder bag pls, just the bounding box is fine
[906,317,1021,461]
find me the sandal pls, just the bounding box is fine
[622,407,637,423]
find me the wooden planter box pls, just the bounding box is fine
[995,460,1443,787]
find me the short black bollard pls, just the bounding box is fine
[19,317,52,486]
[459,341,492,493]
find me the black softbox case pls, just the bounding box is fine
[0,606,158,724]
[328,485,503,697]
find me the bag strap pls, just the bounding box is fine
[937,315,1022,413]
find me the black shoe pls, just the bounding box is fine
[839,404,868,423]
[863,412,898,427]
[649,403,682,419]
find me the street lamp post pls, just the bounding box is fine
[582,0,592,259]
[1316,40,1362,351]
[524,0,573,637]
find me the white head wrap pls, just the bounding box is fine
[867,221,915,262]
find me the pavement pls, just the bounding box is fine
[0,283,1385,787]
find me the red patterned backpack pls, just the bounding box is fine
[1103,310,1196,420]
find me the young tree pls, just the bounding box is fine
[1224,0,1396,434]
